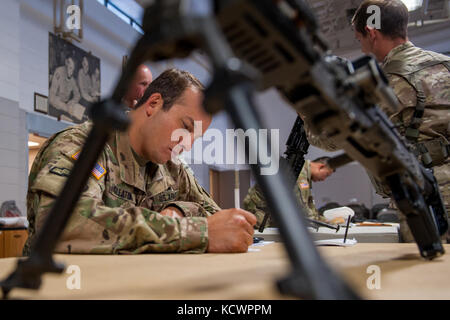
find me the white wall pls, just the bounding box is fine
[0,0,26,214]
[0,0,143,216]
[0,98,28,215]
[19,0,141,114]
[0,0,20,102]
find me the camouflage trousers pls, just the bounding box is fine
[399,159,450,243]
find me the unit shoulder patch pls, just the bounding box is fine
[49,166,71,177]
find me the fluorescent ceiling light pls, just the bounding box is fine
[401,0,423,11]
[28,141,39,147]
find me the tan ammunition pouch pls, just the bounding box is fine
[413,138,450,168]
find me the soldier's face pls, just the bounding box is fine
[311,163,334,182]
[354,30,373,55]
[126,66,153,105]
[141,87,211,164]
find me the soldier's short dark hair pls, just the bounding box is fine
[352,0,409,39]
[312,156,331,164]
[135,68,204,110]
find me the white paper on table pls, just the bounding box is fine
[314,238,357,247]
[249,242,274,251]
[251,241,275,247]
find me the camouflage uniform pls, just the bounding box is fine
[243,160,322,228]
[24,121,220,255]
[378,42,450,242]
[294,160,321,220]
[303,119,339,152]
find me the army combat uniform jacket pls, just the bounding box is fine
[380,42,449,205]
[377,42,450,242]
[243,160,321,228]
[294,160,321,220]
[24,121,220,255]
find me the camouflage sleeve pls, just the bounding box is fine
[28,138,208,254]
[294,185,325,221]
[302,115,339,152]
[294,161,323,221]
[379,73,414,119]
[164,165,221,217]
[294,180,316,220]
[243,176,318,228]
[243,185,273,228]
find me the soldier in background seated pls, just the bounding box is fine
[243,157,335,229]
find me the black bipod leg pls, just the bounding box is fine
[0,99,129,299]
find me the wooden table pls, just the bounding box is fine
[0,243,449,300]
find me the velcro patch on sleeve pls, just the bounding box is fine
[71,151,107,180]
[49,166,71,177]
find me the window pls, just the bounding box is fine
[97,0,144,33]
[400,0,423,11]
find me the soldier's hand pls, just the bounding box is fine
[206,208,257,253]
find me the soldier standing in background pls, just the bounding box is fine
[352,0,450,242]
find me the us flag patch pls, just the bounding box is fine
[299,181,309,189]
[71,151,107,180]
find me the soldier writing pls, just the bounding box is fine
[243,157,335,228]
[24,68,256,255]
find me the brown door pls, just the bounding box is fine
[1,229,28,258]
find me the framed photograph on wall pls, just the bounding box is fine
[48,32,101,124]
[34,93,48,114]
